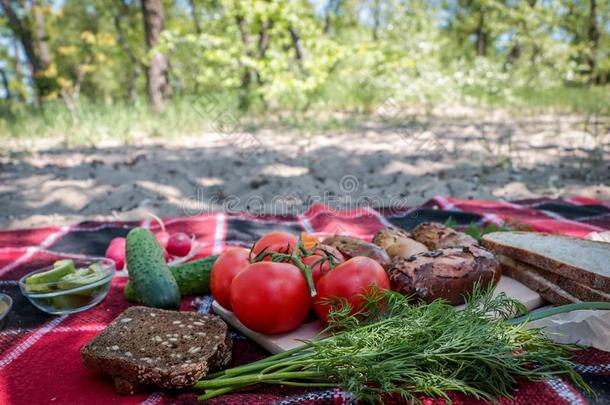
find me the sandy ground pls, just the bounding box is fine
[1,109,608,230]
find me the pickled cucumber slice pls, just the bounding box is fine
[25,260,76,292]
[88,263,104,273]
[58,267,106,292]
[50,294,92,309]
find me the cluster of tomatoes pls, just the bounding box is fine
[211,231,390,334]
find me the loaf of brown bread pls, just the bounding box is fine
[412,222,477,250]
[387,246,501,305]
[372,227,413,250]
[372,227,429,259]
[322,235,391,267]
[81,306,232,394]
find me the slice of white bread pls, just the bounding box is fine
[497,255,580,305]
[482,232,610,291]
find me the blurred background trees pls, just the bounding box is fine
[0,0,607,140]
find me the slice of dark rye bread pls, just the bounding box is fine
[497,255,580,306]
[81,306,232,394]
[498,255,610,303]
[481,232,610,291]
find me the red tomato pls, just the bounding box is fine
[301,245,344,283]
[210,247,251,310]
[251,231,298,259]
[314,256,390,322]
[230,262,311,334]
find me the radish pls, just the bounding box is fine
[163,247,171,262]
[155,231,171,248]
[105,237,126,270]
[146,212,170,248]
[167,233,192,257]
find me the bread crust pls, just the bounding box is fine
[411,222,477,250]
[497,255,579,305]
[372,227,412,250]
[555,278,610,302]
[373,227,428,259]
[498,254,610,303]
[482,232,610,291]
[81,306,232,393]
[322,235,391,267]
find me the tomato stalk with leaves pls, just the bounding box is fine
[250,237,343,298]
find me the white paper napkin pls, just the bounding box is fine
[527,310,610,351]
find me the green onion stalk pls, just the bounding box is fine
[196,287,610,402]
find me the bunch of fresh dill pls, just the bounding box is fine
[196,288,604,402]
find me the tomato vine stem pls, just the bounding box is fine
[250,237,320,297]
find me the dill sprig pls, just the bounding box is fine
[197,288,609,403]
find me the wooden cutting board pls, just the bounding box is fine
[213,275,543,354]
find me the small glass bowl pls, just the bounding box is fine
[19,258,115,315]
[0,293,12,330]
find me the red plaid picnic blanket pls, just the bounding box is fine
[1,196,609,405]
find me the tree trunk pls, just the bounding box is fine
[188,0,202,34]
[587,0,599,82]
[235,15,253,111]
[506,43,521,65]
[0,0,44,101]
[13,38,21,78]
[323,0,340,34]
[12,38,25,102]
[506,0,537,66]
[372,0,380,41]
[32,0,51,69]
[73,55,91,99]
[0,68,11,101]
[475,10,487,56]
[257,19,272,59]
[127,66,140,102]
[323,12,331,34]
[113,7,141,102]
[140,0,170,112]
[289,26,305,65]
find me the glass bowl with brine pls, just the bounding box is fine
[19,258,115,315]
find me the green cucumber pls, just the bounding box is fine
[171,255,217,295]
[126,228,181,309]
[124,255,218,302]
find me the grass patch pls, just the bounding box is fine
[0,84,607,148]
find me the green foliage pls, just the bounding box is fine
[0,0,608,142]
[443,217,530,241]
[464,222,514,241]
[0,94,237,145]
